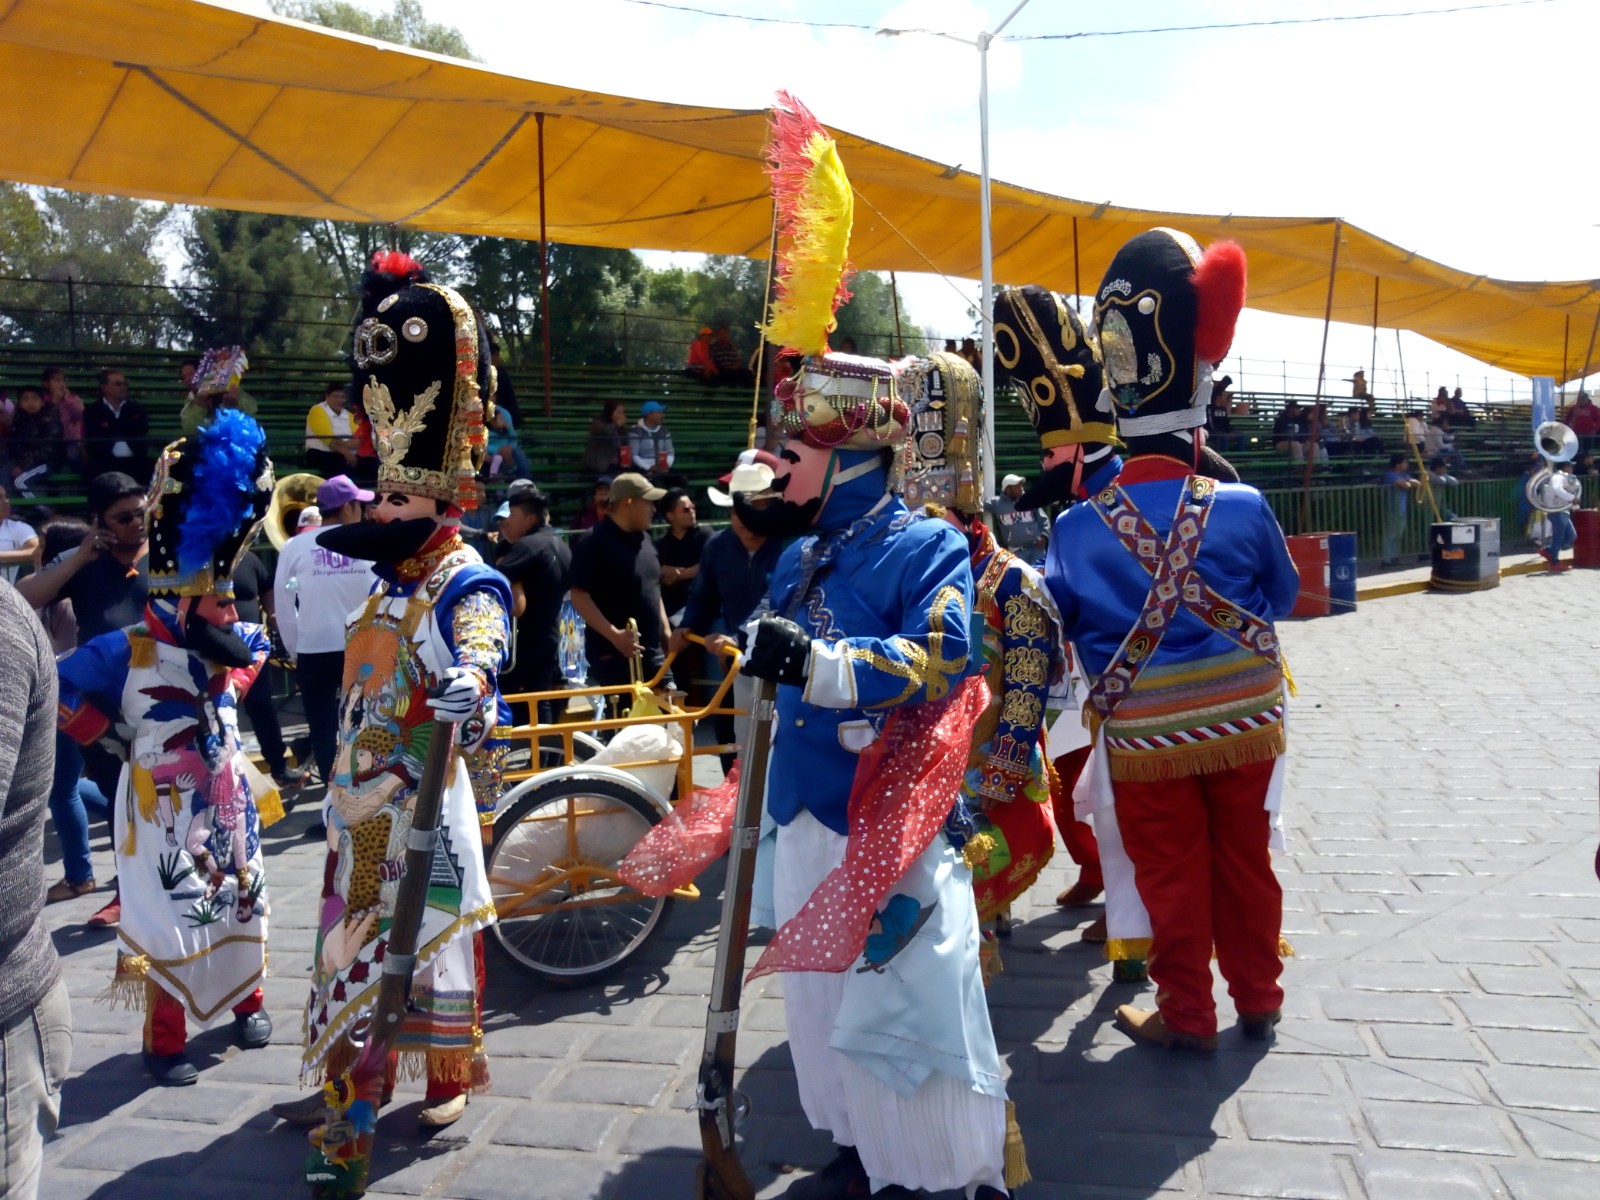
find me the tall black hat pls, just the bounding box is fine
[146,410,274,598]
[994,285,1117,456]
[352,251,493,510]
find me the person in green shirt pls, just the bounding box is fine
[179,346,258,437]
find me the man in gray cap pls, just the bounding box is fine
[987,472,1049,559]
[569,471,671,693]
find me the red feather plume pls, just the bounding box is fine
[369,250,424,280]
[1190,239,1247,364]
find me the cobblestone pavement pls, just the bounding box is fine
[37,571,1600,1200]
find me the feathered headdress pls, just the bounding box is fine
[147,409,274,598]
[191,345,249,398]
[760,92,854,357]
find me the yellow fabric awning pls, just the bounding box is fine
[2,0,1597,381]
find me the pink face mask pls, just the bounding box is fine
[186,593,239,629]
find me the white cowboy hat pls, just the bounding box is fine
[708,449,781,506]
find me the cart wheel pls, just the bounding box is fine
[488,776,673,986]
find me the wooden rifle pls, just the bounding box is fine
[306,707,459,1199]
[694,676,776,1200]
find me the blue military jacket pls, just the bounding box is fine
[766,497,977,835]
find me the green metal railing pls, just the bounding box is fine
[1261,476,1598,564]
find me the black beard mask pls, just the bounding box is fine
[732,492,823,540]
[1198,444,1241,483]
[1015,462,1081,512]
[318,517,437,564]
[184,605,256,668]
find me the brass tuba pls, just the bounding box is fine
[1525,420,1581,514]
[264,472,324,549]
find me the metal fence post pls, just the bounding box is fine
[621,311,629,367]
[66,276,77,349]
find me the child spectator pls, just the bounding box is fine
[41,367,84,467]
[485,406,531,480]
[5,387,64,496]
[584,400,627,474]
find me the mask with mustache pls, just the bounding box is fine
[731,491,822,540]
[317,516,439,564]
[181,602,256,668]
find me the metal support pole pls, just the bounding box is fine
[889,270,904,355]
[1369,276,1380,400]
[537,113,554,420]
[1578,302,1600,395]
[978,30,997,501]
[1560,313,1571,400]
[66,276,77,349]
[1300,219,1342,531]
[1072,216,1082,316]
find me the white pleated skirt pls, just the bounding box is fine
[773,809,1007,1197]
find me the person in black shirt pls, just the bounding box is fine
[654,488,710,619]
[494,485,572,723]
[568,472,670,694]
[81,368,152,485]
[231,549,301,789]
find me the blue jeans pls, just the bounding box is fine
[1,977,72,1200]
[1548,510,1576,559]
[47,734,93,886]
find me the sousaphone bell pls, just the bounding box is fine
[265,472,324,549]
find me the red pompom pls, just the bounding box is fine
[1190,239,1247,364]
[369,250,424,280]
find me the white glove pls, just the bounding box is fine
[428,668,483,723]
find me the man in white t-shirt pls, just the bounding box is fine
[303,382,358,477]
[0,485,39,585]
[273,475,376,796]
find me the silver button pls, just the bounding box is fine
[795,718,806,727]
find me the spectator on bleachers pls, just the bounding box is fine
[1348,369,1369,400]
[81,367,151,485]
[1343,407,1382,456]
[1309,403,1335,463]
[943,339,959,354]
[1208,376,1238,451]
[0,484,38,584]
[584,400,627,474]
[1565,390,1600,451]
[1575,450,1598,478]
[42,367,84,468]
[959,337,982,370]
[177,357,199,392]
[569,471,671,692]
[1381,452,1418,567]
[484,406,531,481]
[838,336,858,354]
[685,326,717,381]
[572,476,612,532]
[5,387,64,497]
[348,393,378,487]
[493,483,570,725]
[655,488,710,621]
[629,401,676,479]
[1448,387,1475,428]
[709,325,754,388]
[304,381,358,477]
[1423,415,1466,474]
[1273,400,1307,460]
[987,473,1049,560]
[1404,409,1428,445]
[1432,387,1451,419]
[1426,456,1460,520]
[488,338,518,425]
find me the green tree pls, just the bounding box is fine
[0,185,172,346]
[834,271,925,359]
[270,0,477,59]
[178,210,344,357]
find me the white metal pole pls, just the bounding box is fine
[978,30,996,501]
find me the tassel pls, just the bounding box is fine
[127,635,157,669]
[1003,1099,1032,1190]
[99,955,152,1010]
[962,831,997,871]
[1281,652,1298,698]
[1278,935,1296,958]
[979,931,1003,987]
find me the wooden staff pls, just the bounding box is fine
[306,707,459,1199]
[695,677,777,1200]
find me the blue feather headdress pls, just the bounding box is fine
[149,410,274,598]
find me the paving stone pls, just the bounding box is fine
[1337,962,1467,992]
[490,1101,620,1152]
[1370,1023,1486,1062]
[1199,1143,1348,1198]
[1026,1132,1191,1192]
[1320,991,1454,1024]
[1469,965,1578,998]
[1352,1153,1495,1200]
[617,1110,701,1156]
[58,1123,215,1175]
[1362,1100,1516,1155]
[1485,1065,1600,1113]
[548,1062,677,1107]
[130,1084,257,1125]
[1343,1060,1482,1105]
[1510,1110,1600,1162]
[584,1026,696,1065]
[1496,1162,1600,1200]
[1455,995,1592,1032]
[1238,1094,1356,1144]
[1478,1028,1599,1068]
[448,1148,613,1200]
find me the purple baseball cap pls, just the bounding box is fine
[317,475,375,511]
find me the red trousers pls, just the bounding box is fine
[1050,746,1103,893]
[1113,758,1284,1037]
[144,986,263,1055]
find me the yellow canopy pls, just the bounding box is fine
[2,0,1597,381]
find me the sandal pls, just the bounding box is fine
[45,878,96,904]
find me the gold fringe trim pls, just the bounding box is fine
[1281,653,1298,699]
[99,955,152,1010]
[1278,935,1296,958]
[962,831,997,872]
[1003,1099,1032,1190]
[127,634,157,669]
[394,1048,478,1088]
[1108,726,1284,782]
[1104,937,1152,962]
[979,936,1003,988]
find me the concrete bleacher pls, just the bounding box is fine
[0,345,1533,525]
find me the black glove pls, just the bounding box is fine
[740,615,812,686]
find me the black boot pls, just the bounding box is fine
[782,1146,868,1198]
[235,1009,273,1049]
[142,1051,198,1086]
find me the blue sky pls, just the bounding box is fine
[244,0,1600,399]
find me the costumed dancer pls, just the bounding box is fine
[992,285,1152,981]
[57,411,278,1086]
[899,349,1062,979]
[271,252,509,1134]
[734,93,1020,1200]
[1043,229,1298,1054]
